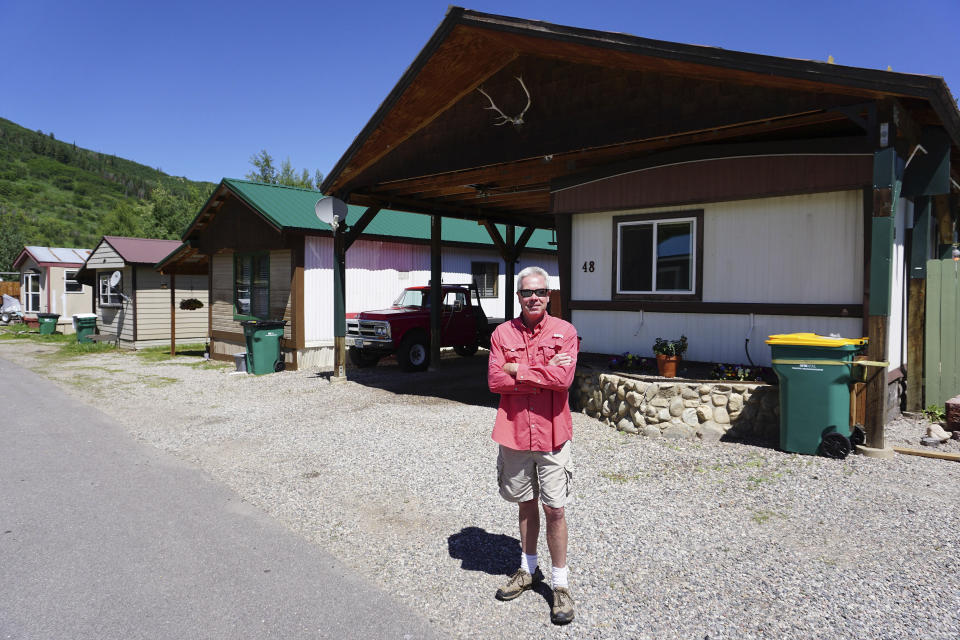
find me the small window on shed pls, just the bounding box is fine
[234,253,270,319]
[472,262,498,298]
[98,273,122,306]
[64,269,82,293]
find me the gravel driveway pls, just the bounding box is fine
[2,340,958,639]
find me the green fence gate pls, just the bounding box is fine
[925,258,960,407]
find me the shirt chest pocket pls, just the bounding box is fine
[538,338,564,364]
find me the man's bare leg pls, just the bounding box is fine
[518,498,540,554]
[542,504,567,568]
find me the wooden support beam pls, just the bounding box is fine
[907,279,925,411]
[864,142,903,448]
[906,196,931,411]
[293,244,305,351]
[429,215,442,370]
[505,225,515,321]
[514,226,535,255]
[207,267,213,344]
[170,272,176,357]
[556,213,573,323]
[481,220,510,259]
[351,192,553,229]
[342,207,382,251]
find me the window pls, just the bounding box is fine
[22,272,40,312]
[64,269,82,293]
[613,210,703,299]
[98,272,122,306]
[234,253,270,319]
[472,261,498,298]
[443,290,467,311]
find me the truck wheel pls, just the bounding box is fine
[454,344,478,357]
[349,346,381,368]
[398,334,429,372]
[0,312,10,324]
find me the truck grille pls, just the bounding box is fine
[346,319,389,339]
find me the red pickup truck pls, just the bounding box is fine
[346,284,499,371]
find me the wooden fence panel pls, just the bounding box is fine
[0,281,19,297]
[943,261,960,405]
[925,259,960,408]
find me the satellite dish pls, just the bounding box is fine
[109,271,122,288]
[315,197,347,232]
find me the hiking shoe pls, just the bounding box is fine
[550,587,575,625]
[495,567,543,601]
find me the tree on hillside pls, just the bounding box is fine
[0,210,28,272]
[245,149,322,190]
[246,150,277,184]
[99,201,147,238]
[147,184,207,240]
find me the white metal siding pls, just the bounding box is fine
[571,190,863,304]
[887,198,908,372]
[572,309,864,367]
[303,237,558,342]
[569,190,869,363]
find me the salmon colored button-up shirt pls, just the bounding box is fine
[488,313,578,452]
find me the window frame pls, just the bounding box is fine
[471,261,499,299]
[233,251,271,321]
[98,272,122,307]
[611,209,704,301]
[64,269,83,294]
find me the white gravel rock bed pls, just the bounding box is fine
[4,341,960,639]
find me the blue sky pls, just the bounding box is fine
[3,0,958,184]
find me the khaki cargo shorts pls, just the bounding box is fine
[496,441,573,508]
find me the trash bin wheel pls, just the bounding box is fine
[849,425,866,448]
[274,359,285,372]
[820,431,852,459]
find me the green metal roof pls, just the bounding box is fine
[221,178,556,250]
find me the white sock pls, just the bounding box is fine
[552,565,568,588]
[520,553,538,574]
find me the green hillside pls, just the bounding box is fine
[0,117,215,270]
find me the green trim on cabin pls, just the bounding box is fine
[218,178,556,250]
[233,251,271,321]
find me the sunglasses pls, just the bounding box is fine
[518,288,549,298]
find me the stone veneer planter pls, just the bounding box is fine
[573,370,780,443]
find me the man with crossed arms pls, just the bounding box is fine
[488,266,578,626]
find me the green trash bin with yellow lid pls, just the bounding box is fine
[767,333,870,458]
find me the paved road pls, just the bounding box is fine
[0,357,440,640]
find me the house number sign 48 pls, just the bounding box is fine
[582,261,595,272]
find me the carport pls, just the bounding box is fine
[321,7,960,450]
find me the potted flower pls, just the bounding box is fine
[652,335,687,378]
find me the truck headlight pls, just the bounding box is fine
[375,325,387,337]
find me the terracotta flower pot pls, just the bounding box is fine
[656,353,680,378]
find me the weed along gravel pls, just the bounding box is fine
[1,336,959,639]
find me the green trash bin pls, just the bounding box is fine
[241,320,287,375]
[73,313,98,343]
[37,313,60,335]
[767,333,868,458]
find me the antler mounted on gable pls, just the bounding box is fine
[477,76,531,127]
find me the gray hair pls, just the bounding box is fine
[516,266,550,291]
